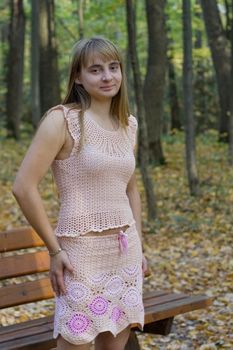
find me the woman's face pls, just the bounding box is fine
[76,55,122,102]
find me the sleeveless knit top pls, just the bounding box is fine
[50,105,138,237]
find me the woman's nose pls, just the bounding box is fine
[102,69,112,81]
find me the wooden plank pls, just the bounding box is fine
[0,332,56,350]
[144,294,213,323]
[143,290,171,300]
[0,293,213,349]
[0,251,50,279]
[0,285,169,312]
[0,278,54,309]
[143,292,188,308]
[0,317,54,343]
[0,227,44,253]
[0,316,53,336]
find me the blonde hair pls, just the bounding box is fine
[63,37,130,149]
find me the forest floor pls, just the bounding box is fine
[0,128,232,349]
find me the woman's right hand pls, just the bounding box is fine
[49,250,74,296]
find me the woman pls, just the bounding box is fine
[13,37,148,350]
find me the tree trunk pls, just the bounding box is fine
[194,0,202,48]
[39,0,60,115]
[183,0,200,195]
[78,0,84,39]
[126,0,157,220]
[143,0,166,165]
[0,23,10,118]
[225,0,231,40]
[126,46,136,115]
[194,0,207,133]
[168,52,181,131]
[31,0,41,127]
[6,0,25,139]
[200,0,231,142]
[229,0,233,164]
[167,20,181,132]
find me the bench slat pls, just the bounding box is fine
[143,292,188,307]
[0,331,55,350]
[0,316,53,337]
[0,316,54,344]
[0,293,213,349]
[0,251,49,279]
[144,294,213,323]
[0,292,169,336]
[142,290,171,299]
[0,228,44,252]
[0,278,54,308]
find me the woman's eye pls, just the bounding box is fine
[91,68,100,73]
[110,65,119,71]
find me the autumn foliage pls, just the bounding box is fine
[0,129,232,349]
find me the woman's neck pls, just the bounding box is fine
[89,98,112,120]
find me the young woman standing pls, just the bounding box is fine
[13,37,148,350]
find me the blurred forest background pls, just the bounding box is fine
[0,0,233,349]
[1,0,233,208]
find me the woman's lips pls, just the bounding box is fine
[100,85,115,90]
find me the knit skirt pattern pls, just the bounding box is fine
[53,223,144,345]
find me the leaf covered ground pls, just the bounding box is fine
[0,128,232,349]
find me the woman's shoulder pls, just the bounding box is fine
[46,104,81,141]
[128,114,138,130]
[45,104,81,121]
[42,105,66,126]
[46,103,80,112]
[37,107,66,137]
[45,104,65,117]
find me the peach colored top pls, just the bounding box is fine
[50,105,138,237]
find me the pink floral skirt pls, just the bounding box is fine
[53,223,144,345]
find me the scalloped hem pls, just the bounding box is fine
[53,320,144,346]
[54,220,136,237]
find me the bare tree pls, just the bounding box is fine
[200,0,231,142]
[31,0,40,127]
[143,0,166,165]
[78,0,84,39]
[39,0,60,115]
[194,0,202,49]
[6,0,25,139]
[229,0,233,164]
[126,0,156,220]
[168,45,182,132]
[0,22,9,119]
[183,0,200,195]
[166,17,181,133]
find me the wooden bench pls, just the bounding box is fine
[0,227,213,350]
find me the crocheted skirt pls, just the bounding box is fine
[53,223,145,345]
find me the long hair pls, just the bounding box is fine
[63,37,130,149]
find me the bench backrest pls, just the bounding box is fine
[0,227,54,309]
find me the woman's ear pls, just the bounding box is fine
[75,77,82,84]
[75,76,82,85]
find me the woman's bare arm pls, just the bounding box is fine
[12,109,74,295]
[126,171,142,243]
[12,109,66,252]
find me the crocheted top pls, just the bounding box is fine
[50,105,138,236]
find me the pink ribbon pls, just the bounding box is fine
[118,230,128,255]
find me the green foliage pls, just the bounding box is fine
[0,0,228,135]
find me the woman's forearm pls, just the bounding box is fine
[127,188,143,243]
[12,185,60,253]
